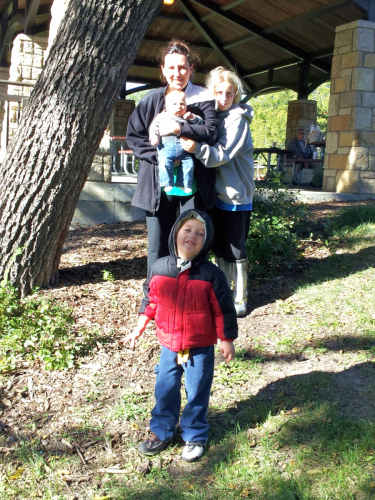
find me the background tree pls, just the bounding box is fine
[249,83,330,148]
[0,0,160,296]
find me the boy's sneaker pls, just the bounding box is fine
[138,432,171,456]
[181,442,205,462]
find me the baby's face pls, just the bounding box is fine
[166,93,187,117]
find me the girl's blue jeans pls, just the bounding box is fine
[150,345,215,445]
[157,136,194,190]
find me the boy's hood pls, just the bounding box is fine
[168,209,214,263]
[218,103,254,124]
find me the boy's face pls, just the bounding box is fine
[165,91,187,117]
[176,218,205,261]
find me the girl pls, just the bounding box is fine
[181,67,255,316]
[126,40,218,270]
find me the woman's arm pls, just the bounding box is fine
[179,99,218,145]
[126,92,162,165]
[190,115,252,169]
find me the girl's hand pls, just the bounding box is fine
[158,119,180,136]
[219,341,235,363]
[180,138,197,153]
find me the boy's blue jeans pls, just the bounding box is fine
[157,136,194,190]
[150,345,215,445]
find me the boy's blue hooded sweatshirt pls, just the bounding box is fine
[139,210,238,352]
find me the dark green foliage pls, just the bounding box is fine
[247,185,310,275]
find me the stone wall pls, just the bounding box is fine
[323,19,375,193]
[110,99,135,137]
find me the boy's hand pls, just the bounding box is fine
[120,316,150,349]
[180,138,197,153]
[219,341,235,363]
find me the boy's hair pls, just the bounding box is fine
[205,66,245,104]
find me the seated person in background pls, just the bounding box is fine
[149,89,203,194]
[287,128,313,184]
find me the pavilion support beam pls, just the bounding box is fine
[201,0,248,22]
[177,0,253,92]
[323,19,375,194]
[298,61,310,100]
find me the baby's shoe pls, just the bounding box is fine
[181,441,204,462]
[183,187,192,194]
[164,186,173,192]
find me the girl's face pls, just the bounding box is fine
[161,53,193,91]
[215,81,236,112]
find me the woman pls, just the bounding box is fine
[181,67,255,317]
[126,40,218,269]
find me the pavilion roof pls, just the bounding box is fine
[126,0,368,99]
[0,0,368,98]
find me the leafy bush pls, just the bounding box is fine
[247,186,310,275]
[0,282,77,373]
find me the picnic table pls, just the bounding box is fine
[253,147,292,177]
[284,158,324,182]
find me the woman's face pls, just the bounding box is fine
[161,53,193,91]
[215,81,235,112]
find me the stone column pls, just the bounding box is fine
[0,34,47,162]
[323,20,375,193]
[285,99,317,147]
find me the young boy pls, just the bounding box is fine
[149,89,203,193]
[121,210,237,462]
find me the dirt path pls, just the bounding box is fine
[1,200,374,497]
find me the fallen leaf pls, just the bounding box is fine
[292,407,302,413]
[307,469,322,474]
[1,398,12,407]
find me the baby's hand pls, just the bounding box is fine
[183,111,195,121]
[150,136,159,146]
[219,341,235,363]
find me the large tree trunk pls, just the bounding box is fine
[0,0,160,296]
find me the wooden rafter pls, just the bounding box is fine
[177,0,253,92]
[142,36,213,50]
[189,0,331,73]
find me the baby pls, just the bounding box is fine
[149,90,202,193]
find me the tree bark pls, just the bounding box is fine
[0,0,160,296]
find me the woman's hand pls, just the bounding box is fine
[180,138,197,153]
[158,118,181,137]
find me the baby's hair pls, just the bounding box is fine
[206,66,245,104]
[165,89,186,102]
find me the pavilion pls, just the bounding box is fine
[0,0,374,197]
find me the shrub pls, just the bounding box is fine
[247,186,310,275]
[0,282,77,373]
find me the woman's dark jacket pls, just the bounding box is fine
[126,85,218,214]
[139,210,238,352]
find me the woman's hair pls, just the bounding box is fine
[159,39,200,82]
[206,67,245,104]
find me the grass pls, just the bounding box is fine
[2,204,375,499]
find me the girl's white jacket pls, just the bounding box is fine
[193,103,255,207]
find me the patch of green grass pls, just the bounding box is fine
[110,388,151,421]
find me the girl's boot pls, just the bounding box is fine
[215,257,233,290]
[233,259,248,317]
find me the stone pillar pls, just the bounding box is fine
[110,99,136,137]
[0,34,48,161]
[323,20,375,193]
[285,99,317,147]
